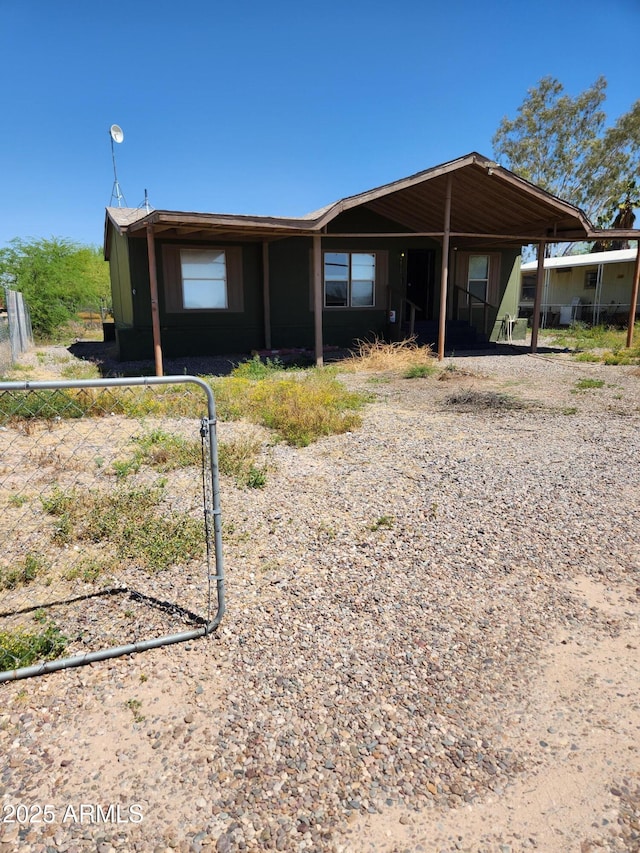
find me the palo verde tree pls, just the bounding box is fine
[492,77,640,226]
[0,237,110,339]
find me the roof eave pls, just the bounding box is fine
[309,152,598,238]
[311,153,483,230]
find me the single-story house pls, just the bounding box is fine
[104,152,640,373]
[520,247,639,327]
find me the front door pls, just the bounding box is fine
[406,249,435,321]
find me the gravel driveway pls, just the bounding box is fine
[1,347,639,852]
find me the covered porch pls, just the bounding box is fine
[106,152,640,375]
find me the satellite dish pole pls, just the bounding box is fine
[109,124,126,207]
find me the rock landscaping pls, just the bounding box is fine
[0,346,639,852]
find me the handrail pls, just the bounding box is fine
[452,284,495,336]
[451,283,494,311]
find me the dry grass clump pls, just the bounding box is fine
[41,483,203,572]
[218,434,268,488]
[341,337,434,373]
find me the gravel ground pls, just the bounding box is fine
[1,345,639,852]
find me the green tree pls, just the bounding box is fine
[492,77,640,224]
[0,238,110,339]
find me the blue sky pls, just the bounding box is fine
[1,0,638,249]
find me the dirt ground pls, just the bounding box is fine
[1,342,639,853]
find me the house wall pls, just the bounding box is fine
[114,238,152,360]
[268,238,314,348]
[108,229,134,327]
[325,208,443,342]
[157,239,263,356]
[116,237,264,360]
[490,252,522,341]
[268,234,443,349]
[452,248,522,342]
[111,226,524,361]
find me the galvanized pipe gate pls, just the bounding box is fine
[0,376,225,682]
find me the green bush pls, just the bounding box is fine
[0,624,67,671]
[218,436,267,488]
[0,238,110,340]
[231,355,285,379]
[404,364,436,379]
[132,429,201,471]
[211,371,366,446]
[573,378,605,391]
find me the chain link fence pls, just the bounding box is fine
[0,376,224,682]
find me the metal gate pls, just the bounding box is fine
[0,376,224,682]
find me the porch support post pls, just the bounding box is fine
[313,235,323,366]
[437,174,453,361]
[146,224,164,377]
[626,241,640,348]
[530,240,546,354]
[262,241,272,350]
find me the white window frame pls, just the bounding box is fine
[180,248,228,310]
[467,254,490,304]
[323,252,376,309]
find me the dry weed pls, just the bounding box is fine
[341,337,434,373]
[444,390,527,411]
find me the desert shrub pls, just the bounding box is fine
[232,355,285,379]
[0,624,67,671]
[248,374,363,446]
[0,553,48,591]
[211,371,366,446]
[218,436,267,488]
[404,363,436,379]
[0,238,110,340]
[573,378,605,391]
[130,429,201,471]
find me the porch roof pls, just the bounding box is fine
[104,152,640,255]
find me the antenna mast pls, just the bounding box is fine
[109,124,126,207]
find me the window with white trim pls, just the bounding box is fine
[180,249,228,309]
[324,252,376,308]
[467,255,489,302]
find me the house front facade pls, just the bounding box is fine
[104,152,639,371]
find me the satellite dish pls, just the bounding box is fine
[109,124,126,206]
